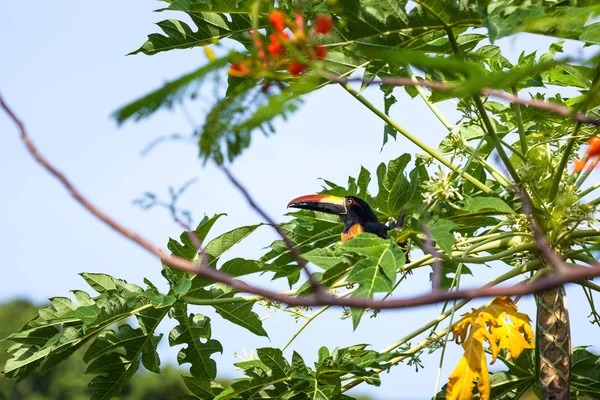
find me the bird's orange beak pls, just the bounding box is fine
[287,194,347,215]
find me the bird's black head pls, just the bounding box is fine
[287,194,378,226]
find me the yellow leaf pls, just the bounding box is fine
[446,297,534,400]
[447,320,491,400]
[482,297,534,361]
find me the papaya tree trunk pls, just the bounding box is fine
[536,285,571,400]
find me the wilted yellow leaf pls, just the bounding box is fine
[446,297,534,400]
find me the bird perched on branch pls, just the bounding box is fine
[287,194,404,242]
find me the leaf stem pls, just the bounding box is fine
[341,83,492,194]
[445,26,520,184]
[575,181,600,201]
[512,86,528,155]
[281,287,355,351]
[473,95,521,184]
[406,66,454,131]
[182,295,263,306]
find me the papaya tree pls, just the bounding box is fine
[2,1,600,400]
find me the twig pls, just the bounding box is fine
[219,165,327,297]
[519,190,570,273]
[327,75,600,127]
[421,224,443,291]
[3,93,600,310]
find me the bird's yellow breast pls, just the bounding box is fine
[341,223,364,242]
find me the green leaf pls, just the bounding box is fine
[342,234,404,328]
[83,305,168,400]
[188,286,268,337]
[429,218,458,255]
[302,248,349,270]
[131,0,274,56]
[261,211,343,285]
[3,274,167,390]
[462,197,514,215]
[169,302,223,379]
[374,154,413,219]
[380,84,398,147]
[80,273,119,293]
[168,213,227,261]
[218,258,267,277]
[438,261,472,290]
[486,3,600,44]
[571,346,600,397]
[113,58,230,125]
[186,225,261,292]
[182,376,225,399]
[200,78,314,163]
[204,224,261,264]
[257,348,289,379]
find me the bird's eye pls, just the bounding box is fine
[347,199,353,205]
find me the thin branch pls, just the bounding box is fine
[327,75,600,127]
[421,224,443,291]
[4,93,600,310]
[519,190,569,274]
[219,165,327,297]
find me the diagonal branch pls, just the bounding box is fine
[3,92,600,311]
[219,165,327,297]
[327,75,600,127]
[421,224,443,291]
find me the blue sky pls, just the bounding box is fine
[1,2,599,399]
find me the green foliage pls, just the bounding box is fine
[131,0,274,56]
[212,345,394,399]
[113,57,231,125]
[10,1,600,399]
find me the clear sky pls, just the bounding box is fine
[1,2,599,399]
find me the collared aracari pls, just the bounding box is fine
[287,194,398,242]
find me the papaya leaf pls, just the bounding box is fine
[113,57,231,125]
[170,302,223,379]
[428,218,458,255]
[200,78,316,163]
[182,376,225,399]
[571,346,600,397]
[3,275,172,400]
[486,3,600,44]
[167,213,227,261]
[342,234,404,329]
[131,0,274,56]
[447,297,534,400]
[187,285,268,337]
[374,154,413,219]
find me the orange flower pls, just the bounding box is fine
[587,136,600,158]
[315,45,327,59]
[573,159,587,173]
[267,33,287,55]
[294,13,305,38]
[314,14,332,34]
[229,62,251,77]
[269,10,286,32]
[288,61,307,76]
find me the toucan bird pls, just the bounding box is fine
[287,194,395,242]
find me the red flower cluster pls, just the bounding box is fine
[229,10,333,78]
[573,135,600,173]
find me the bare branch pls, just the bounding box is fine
[219,165,327,297]
[520,189,570,273]
[421,224,443,291]
[3,92,600,311]
[327,75,600,127]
